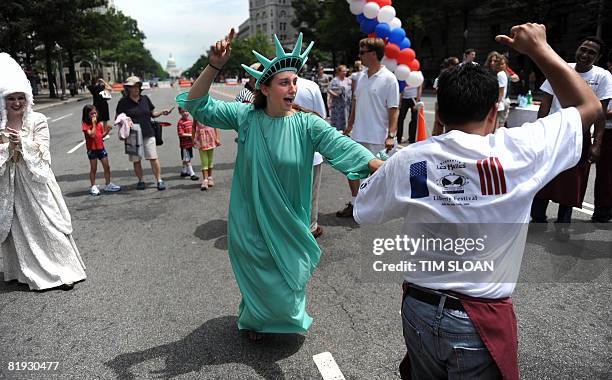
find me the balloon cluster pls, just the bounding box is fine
[347,0,424,91]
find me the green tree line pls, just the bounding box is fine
[0,0,167,98]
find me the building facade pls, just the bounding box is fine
[240,0,298,47]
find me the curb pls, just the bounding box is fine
[33,96,91,112]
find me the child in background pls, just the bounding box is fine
[82,104,121,195]
[193,121,220,190]
[177,107,199,180]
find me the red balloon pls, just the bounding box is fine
[408,58,420,72]
[368,32,377,39]
[384,43,400,59]
[374,0,392,6]
[397,48,416,65]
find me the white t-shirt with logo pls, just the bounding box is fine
[540,63,612,115]
[354,108,583,299]
[295,77,327,166]
[351,66,400,144]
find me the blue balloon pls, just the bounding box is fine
[398,80,407,92]
[389,28,406,45]
[360,18,379,34]
[356,13,366,23]
[399,37,411,50]
[375,23,391,39]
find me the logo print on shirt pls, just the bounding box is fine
[436,174,469,194]
[476,157,507,195]
[410,161,429,198]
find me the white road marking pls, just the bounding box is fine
[582,202,595,210]
[313,352,346,380]
[68,134,110,154]
[574,207,593,216]
[51,113,73,123]
[67,140,85,154]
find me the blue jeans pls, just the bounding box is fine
[401,294,501,379]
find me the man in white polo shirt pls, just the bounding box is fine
[354,24,600,379]
[336,37,399,218]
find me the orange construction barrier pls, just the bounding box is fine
[416,106,428,142]
[112,83,124,92]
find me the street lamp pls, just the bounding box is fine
[55,43,67,100]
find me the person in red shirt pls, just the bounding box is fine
[82,104,120,195]
[177,107,198,180]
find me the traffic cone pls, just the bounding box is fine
[416,106,428,142]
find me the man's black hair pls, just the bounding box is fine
[579,36,605,56]
[437,64,499,126]
[464,48,476,56]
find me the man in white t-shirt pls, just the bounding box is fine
[531,36,612,235]
[336,37,399,218]
[354,24,600,379]
[294,77,327,238]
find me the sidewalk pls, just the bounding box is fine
[33,90,91,112]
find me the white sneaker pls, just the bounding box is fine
[89,185,100,196]
[104,182,121,192]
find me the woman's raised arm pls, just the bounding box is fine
[188,28,235,100]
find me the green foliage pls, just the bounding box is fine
[0,0,166,84]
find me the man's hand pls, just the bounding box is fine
[495,23,549,57]
[589,143,601,163]
[385,137,394,150]
[209,28,235,68]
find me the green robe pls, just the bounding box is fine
[176,93,374,333]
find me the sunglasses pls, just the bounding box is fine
[359,49,372,55]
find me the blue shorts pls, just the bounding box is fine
[181,147,194,162]
[87,148,108,161]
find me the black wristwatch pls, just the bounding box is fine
[387,132,396,139]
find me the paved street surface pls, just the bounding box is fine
[0,86,610,379]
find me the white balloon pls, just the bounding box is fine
[406,71,424,87]
[381,56,398,72]
[395,64,411,81]
[388,17,402,30]
[377,6,396,24]
[349,0,365,15]
[362,2,380,19]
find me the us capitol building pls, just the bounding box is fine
[166,54,182,79]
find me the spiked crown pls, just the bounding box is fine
[241,33,314,89]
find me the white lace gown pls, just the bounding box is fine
[0,112,86,290]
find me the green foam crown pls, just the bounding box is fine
[241,33,314,89]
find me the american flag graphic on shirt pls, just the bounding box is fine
[476,157,507,195]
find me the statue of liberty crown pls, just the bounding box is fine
[241,33,314,89]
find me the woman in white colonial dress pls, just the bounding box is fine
[0,53,86,291]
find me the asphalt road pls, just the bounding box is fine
[0,86,610,379]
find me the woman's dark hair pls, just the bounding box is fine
[82,104,96,124]
[253,75,276,109]
[437,64,498,126]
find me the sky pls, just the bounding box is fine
[113,0,249,71]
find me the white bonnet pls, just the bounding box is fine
[0,52,34,130]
